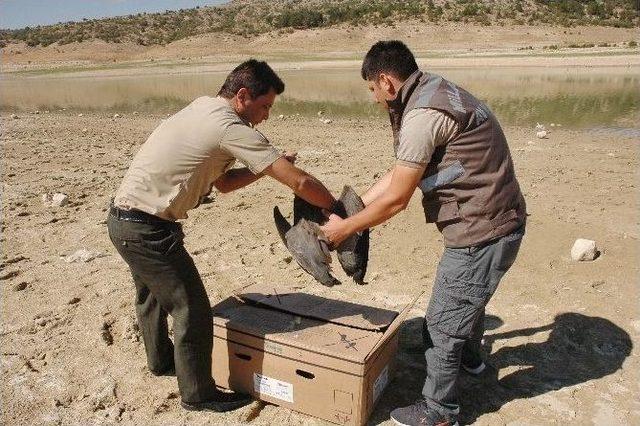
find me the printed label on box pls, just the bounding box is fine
[373,364,389,402]
[253,373,294,403]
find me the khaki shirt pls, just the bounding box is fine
[114,96,281,220]
[395,108,459,169]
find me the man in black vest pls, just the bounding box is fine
[321,41,526,426]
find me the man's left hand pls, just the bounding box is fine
[319,213,349,249]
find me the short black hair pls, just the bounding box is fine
[218,59,285,99]
[361,40,419,81]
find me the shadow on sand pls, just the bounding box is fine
[369,312,632,425]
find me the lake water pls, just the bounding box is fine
[1,65,638,131]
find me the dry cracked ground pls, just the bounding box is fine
[1,111,639,425]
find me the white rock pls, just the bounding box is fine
[89,378,117,410]
[320,118,332,124]
[64,249,105,263]
[52,193,69,206]
[42,192,69,207]
[82,128,88,133]
[113,113,121,119]
[535,122,546,131]
[571,239,598,261]
[317,110,324,116]
[278,114,285,119]
[77,113,83,117]
[536,130,548,139]
[132,111,139,115]
[11,114,19,119]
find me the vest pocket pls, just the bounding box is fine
[423,197,461,224]
[418,160,465,194]
[488,209,521,237]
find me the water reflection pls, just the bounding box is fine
[1,66,638,129]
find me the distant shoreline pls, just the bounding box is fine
[2,50,639,78]
[2,21,637,75]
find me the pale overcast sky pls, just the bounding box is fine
[0,0,229,30]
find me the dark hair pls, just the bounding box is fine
[361,40,419,81]
[218,59,285,98]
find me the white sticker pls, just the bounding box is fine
[253,373,294,403]
[373,364,389,402]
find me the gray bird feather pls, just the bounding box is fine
[335,186,369,284]
[273,206,340,287]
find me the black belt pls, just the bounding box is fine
[109,206,172,225]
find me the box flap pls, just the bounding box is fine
[213,296,383,364]
[235,283,399,332]
[365,291,424,359]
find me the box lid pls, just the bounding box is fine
[213,297,382,364]
[235,283,398,332]
[213,284,421,367]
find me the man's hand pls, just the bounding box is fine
[320,163,425,247]
[319,212,349,249]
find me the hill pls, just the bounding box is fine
[1,0,638,48]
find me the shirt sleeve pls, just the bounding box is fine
[395,108,459,169]
[220,124,282,174]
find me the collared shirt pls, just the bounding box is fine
[395,108,459,169]
[114,96,281,220]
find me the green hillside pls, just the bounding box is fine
[1,0,638,48]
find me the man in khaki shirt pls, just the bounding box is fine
[107,60,335,413]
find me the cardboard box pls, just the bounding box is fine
[211,283,420,425]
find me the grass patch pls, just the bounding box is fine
[489,90,639,128]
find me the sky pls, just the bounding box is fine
[0,0,229,30]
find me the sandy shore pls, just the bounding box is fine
[1,109,638,425]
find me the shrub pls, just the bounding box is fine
[274,8,325,29]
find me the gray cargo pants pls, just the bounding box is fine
[107,213,217,403]
[422,225,525,416]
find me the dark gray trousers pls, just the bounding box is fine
[422,225,525,415]
[107,214,216,403]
